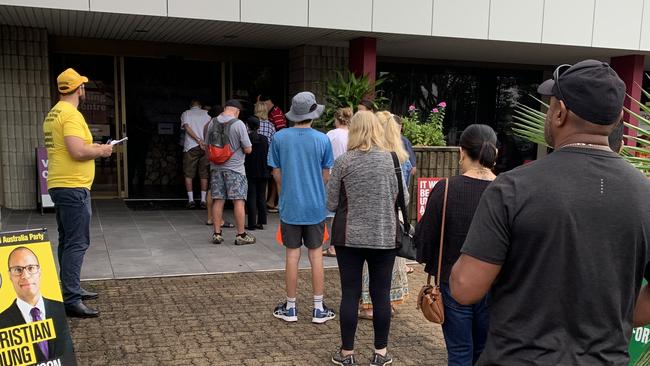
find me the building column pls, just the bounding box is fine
[348,37,376,85]
[0,26,50,209]
[288,45,348,104]
[611,55,645,145]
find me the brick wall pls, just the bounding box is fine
[0,26,50,209]
[288,45,348,103]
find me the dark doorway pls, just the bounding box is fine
[124,57,222,198]
[51,54,121,197]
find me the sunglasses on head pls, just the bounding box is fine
[553,64,572,101]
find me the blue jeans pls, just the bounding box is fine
[441,283,490,366]
[49,188,92,306]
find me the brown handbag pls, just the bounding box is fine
[416,178,449,324]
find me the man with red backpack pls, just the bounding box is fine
[205,99,255,245]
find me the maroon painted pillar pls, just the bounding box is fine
[611,54,645,145]
[349,37,377,85]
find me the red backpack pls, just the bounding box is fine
[206,118,237,164]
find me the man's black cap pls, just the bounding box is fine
[225,99,243,110]
[537,59,626,125]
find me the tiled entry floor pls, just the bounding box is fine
[0,200,338,280]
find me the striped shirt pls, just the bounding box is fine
[269,105,287,130]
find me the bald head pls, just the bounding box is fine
[8,246,42,305]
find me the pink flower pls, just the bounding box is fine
[408,104,416,112]
[437,101,447,108]
[432,108,439,113]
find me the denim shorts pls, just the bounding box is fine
[210,169,248,200]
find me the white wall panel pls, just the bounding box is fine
[168,0,239,21]
[241,0,307,27]
[432,0,489,39]
[640,0,650,50]
[0,0,89,11]
[90,0,166,16]
[309,0,371,31]
[489,0,543,43]
[542,0,593,46]
[373,0,432,36]
[592,0,643,50]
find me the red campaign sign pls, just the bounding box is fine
[417,178,444,221]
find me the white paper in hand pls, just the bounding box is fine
[109,137,128,145]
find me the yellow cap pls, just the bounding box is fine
[57,68,89,93]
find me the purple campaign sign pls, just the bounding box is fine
[36,147,53,207]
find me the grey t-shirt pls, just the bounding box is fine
[208,115,252,175]
[462,147,650,365]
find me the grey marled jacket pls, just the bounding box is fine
[326,147,409,249]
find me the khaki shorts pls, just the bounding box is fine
[183,146,209,179]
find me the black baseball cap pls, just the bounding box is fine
[225,99,243,110]
[537,59,626,125]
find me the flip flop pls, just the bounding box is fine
[322,248,337,257]
[205,221,213,226]
[221,222,235,228]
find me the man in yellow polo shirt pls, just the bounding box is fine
[43,68,113,318]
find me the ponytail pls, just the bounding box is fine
[478,141,498,168]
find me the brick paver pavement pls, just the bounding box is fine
[69,267,447,365]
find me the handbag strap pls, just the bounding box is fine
[435,178,450,287]
[390,152,411,233]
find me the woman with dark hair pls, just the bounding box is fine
[357,99,375,112]
[414,124,498,366]
[244,116,269,230]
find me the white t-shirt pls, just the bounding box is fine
[326,128,349,160]
[181,106,211,152]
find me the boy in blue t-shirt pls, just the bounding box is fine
[268,91,335,324]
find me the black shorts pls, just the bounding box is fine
[281,221,325,249]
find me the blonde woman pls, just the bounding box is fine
[358,111,411,320]
[327,111,404,366]
[323,107,353,258]
[255,102,275,145]
[254,102,278,212]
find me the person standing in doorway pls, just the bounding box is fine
[181,99,211,209]
[260,95,285,212]
[43,68,113,318]
[207,99,255,246]
[260,95,287,131]
[269,91,336,324]
[244,116,269,230]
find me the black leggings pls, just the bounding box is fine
[246,178,267,226]
[336,245,397,350]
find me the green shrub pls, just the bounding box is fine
[401,103,447,146]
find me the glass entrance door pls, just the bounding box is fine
[51,54,127,198]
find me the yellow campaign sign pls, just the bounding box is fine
[0,229,76,366]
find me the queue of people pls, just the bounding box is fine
[41,60,650,366]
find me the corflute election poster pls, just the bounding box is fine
[0,229,76,366]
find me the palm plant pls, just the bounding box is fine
[320,70,388,128]
[511,96,650,177]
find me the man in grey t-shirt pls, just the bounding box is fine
[205,99,255,246]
